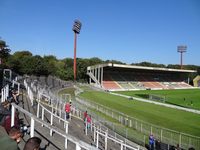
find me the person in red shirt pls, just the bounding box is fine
[3,112,20,133]
[83,111,87,122]
[65,102,71,120]
[86,115,91,129]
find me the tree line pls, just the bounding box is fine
[0,39,200,82]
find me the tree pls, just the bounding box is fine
[132,61,166,68]
[0,40,11,66]
[105,59,125,64]
[43,55,57,75]
[7,51,33,74]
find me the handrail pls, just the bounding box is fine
[37,99,140,150]
[36,100,68,133]
[11,103,97,150]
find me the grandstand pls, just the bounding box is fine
[193,75,200,87]
[87,63,197,91]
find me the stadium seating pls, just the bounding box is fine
[103,71,193,90]
[102,73,122,90]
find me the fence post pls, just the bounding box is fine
[1,89,3,102]
[64,123,68,149]
[179,133,182,148]
[6,84,9,99]
[105,130,108,150]
[94,126,96,142]
[91,120,93,132]
[50,107,53,136]
[129,119,132,128]
[136,120,137,130]
[30,117,35,137]
[37,102,40,118]
[76,144,81,150]
[11,104,15,127]
[96,130,99,148]
[79,111,81,118]
[59,105,62,123]
[65,138,68,149]
[115,132,116,144]
[121,142,123,150]
[3,87,6,101]
[85,120,88,135]
[65,123,68,134]
[41,107,44,127]
[125,139,127,150]
[161,129,163,141]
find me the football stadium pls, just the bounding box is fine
[0,51,200,150]
[1,1,200,150]
[81,63,200,149]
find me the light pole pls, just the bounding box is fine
[72,19,82,81]
[177,45,187,69]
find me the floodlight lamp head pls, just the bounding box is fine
[72,19,82,34]
[177,45,187,53]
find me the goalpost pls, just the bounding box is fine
[149,94,166,102]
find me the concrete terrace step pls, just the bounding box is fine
[18,90,84,150]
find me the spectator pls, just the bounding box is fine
[65,102,71,120]
[175,144,181,150]
[23,137,41,150]
[86,115,91,129]
[149,134,155,150]
[83,110,87,122]
[0,101,11,125]
[12,89,20,105]
[0,126,22,150]
[155,140,161,150]
[3,111,20,133]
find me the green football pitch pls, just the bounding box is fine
[116,89,200,110]
[80,89,200,136]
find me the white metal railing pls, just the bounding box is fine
[11,103,97,150]
[37,98,140,150]
[24,78,143,150]
[36,101,69,136]
[93,124,140,150]
[1,84,9,102]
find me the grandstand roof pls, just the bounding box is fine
[87,63,197,73]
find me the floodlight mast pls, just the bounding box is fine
[177,45,187,69]
[72,20,82,81]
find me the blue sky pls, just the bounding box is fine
[0,0,200,65]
